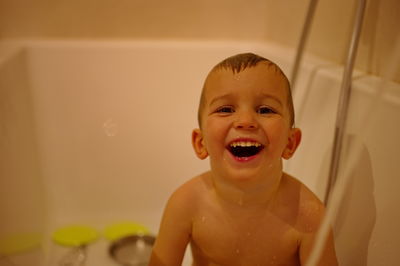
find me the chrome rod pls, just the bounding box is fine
[290,0,318,90]
[324,0,367,205]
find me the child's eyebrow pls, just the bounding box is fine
[208,94,233,107]
[260,93,284,107]
[208,92,284,108]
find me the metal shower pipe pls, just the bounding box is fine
[290,0,368,205]
[290,0,318,90]
[324,0,367,204]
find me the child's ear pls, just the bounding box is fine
[282,128,302,159]
[192,129,208,160]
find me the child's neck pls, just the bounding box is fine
[210,170,283,208]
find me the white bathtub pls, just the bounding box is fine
[1,40,399,266]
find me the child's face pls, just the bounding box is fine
[192,63,301,182]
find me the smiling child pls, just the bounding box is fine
[149,53,338,266]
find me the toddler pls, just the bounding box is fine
[149,53,338,266]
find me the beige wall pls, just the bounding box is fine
[307,0,400,82]
[0,0,274,40]
[0,0,398,81]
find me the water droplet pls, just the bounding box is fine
[236,249,240,254]
[238,197,243,206]
[136,239,146,249]
[201,216,206,222]
[103,118,118,137]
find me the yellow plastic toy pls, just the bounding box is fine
[0,233,41,255]
[104,222,150,241]
[52,225,99,247]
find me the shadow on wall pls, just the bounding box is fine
[317,135,376,266]
[0,50,46,265]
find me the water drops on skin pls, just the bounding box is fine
[270,255,277,264]
[238,197,243,206]
[103,118,118,137]
[302,203,320,218]
[306,225,313,232]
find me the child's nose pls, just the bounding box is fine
[233,112,258,130]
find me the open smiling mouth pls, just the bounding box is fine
[227,141,265,158]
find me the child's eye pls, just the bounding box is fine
[216,106,234,113]
[257,106,275,114]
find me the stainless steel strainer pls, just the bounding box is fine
[109,235,156,266]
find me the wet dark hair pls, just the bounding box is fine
[197,52,295,127]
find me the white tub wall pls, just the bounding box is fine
[22,41,294,265]
[286,64,341,199]
[27,42,206,229]
[0,0,399,83]
[24,40,293,229]
[332,77,400,265]
[0,49,46,265]
[290,59,400,264]
[19,40,400,266]
[2,39,400,266]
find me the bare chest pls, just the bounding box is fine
[191,207,301,266]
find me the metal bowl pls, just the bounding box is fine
[109,235,156,266]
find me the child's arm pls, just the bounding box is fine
[298,203,338,266]
[149,187,193,266]
[299,227,338,265]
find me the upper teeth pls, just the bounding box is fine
[230,141,261,148]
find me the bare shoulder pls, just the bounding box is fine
[165,171,212,216]
[169,172,210,201]
[282,173,338,265]
[281,173,326,232]
[149,172,212,265]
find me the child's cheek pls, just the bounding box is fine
[204,118,228,147]
[205,116,226,131]
[266,120,290,147]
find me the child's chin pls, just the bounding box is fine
[224,167,264,182]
